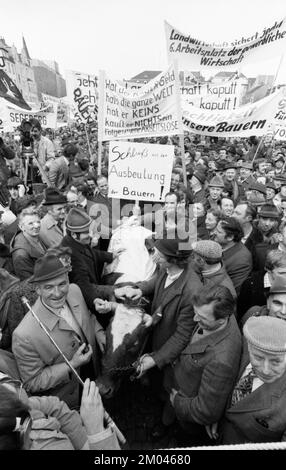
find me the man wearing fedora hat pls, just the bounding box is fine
[223,163,239,203]
[207,316,286,444]
[12,253,104,409]
[40,188,67,248]
[206,175,224,210]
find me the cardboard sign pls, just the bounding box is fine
[66,70,98,124]
[108,141,174,201]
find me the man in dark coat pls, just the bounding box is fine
[0,137,15,184]
[213,217,252,295]
[217,316,286,444]
[114,239,202,383]
[232,201,263,270]
[61,207,117,325]
[169,285,241,446]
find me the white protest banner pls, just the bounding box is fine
[98,63,183,141]
[274,95,286,140]
[181,80,243,111]
[66,70,98,124]
[274,126,286,140]
[182,88,286,137]
[165,19,286,70]
[41,93,68,126]
[108,141,174,202]
[0,99,58,132]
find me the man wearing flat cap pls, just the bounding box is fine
[40,188,67,248]
[208,316,286,444]
[12,253,105,409]
[191,240,236,300]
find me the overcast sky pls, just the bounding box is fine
[1,0,286,82]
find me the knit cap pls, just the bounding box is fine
[66,207,91,233]
[192,240,222,261]
[243,316,286,354]
[258,204,280,219]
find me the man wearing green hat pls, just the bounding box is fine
[12,253,104,409]
[207,316,286,444]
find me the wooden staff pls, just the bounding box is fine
[84,123,93,162]
[21,296,126,445]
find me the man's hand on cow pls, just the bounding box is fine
[70,343,93,369]
[135,354,155,378]
[95,329,106,353]
[112,247,126,259]
[169,388,178,407]
[80,379,105,435]
[125,287,143,301]
[94,298,115,314]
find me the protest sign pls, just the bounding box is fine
[165,18,286,70]
[108,141,174,202]
[66,70,98,124]
[182,88,286,137]
[41,93,68,126]
[181,80,243,111]
[274,126,286,140]
[98,63,183,141]
[0,99,58,131]
[273,92,286,140]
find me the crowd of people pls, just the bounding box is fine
[1,117,286,449]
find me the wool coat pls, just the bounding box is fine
[222,242,252,295]
[220,339,286,444]
[138,266,202,369]
[12,283,101,409]
[40,212,64,248]
[10,232,48,280]
[61,235,114,312]
[172,315,242,429]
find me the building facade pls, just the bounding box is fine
[0,36,39,105]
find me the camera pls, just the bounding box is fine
[19,119,34,158]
